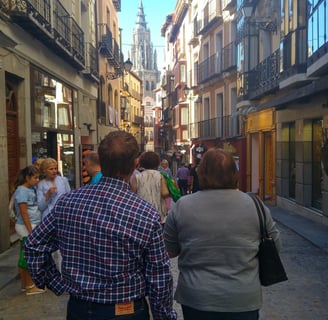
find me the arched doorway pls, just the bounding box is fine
[6,78,20,235]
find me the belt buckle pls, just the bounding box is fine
[115,301,134,316]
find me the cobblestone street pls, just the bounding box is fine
[0,222,328,319]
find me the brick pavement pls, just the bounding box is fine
[1,205,328,319]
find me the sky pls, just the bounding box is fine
[119,0,176,70]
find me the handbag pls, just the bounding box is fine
[160,171,181,202]
[248,193,288,286]
[18,237,29,270]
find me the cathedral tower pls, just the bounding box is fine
[131,0,160,100]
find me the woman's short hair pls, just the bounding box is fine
[160,159,169,166]
[40,157,57,174]
[139,151,160,170]
[197,148,239,190]
[98,131,139,178]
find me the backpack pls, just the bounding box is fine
[160,171,181,202]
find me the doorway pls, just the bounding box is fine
[6,77,20,235]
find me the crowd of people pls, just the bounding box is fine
[10,131,282,320]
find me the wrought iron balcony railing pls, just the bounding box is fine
[71,17,85,65]
[2,0,86,70]
[1,0,52,34]
[53,0,71,51]
[238,49,280,101]
[83,42,99,81]
[198,42,237,84]
[190,114,242,140]
[99,24,113,57]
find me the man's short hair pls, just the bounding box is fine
[85,151,100,165]
[197,148,239,190]
[98,131,139,178]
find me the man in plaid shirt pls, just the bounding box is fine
[25,131,177,320]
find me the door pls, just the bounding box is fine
[6,79,20,235]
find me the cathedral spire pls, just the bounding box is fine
[136,0,147,29]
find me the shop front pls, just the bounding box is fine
[246,108,276,203]
[30,67,76,188]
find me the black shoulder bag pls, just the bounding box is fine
[248,193,288,286]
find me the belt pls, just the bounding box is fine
[69,296,145,308]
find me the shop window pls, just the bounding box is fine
[31,68,73,130]
[289,122,296,199]
[312,119,323,210]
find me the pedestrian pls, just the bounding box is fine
[175,162,190,195]
[13,165,45,295]
[24,131,177,320]
[189,159,200,193]
[131,151,170,224]
[37,157,71,219]
[158,159,173,178]
[37,157,71,272]
[164,148,281,320]
[158,159,173,210]
[84,151,102,184]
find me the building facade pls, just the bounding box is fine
[162,0,327,222]
[0,0,100,251]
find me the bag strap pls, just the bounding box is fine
[248,193,269,239]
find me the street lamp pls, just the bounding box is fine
[183,84,190,98]
[241,2,277,32]
[106,58,133,80]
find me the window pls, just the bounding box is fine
[312,119,323,210]
[289,122,296,199]
[180,64,186,83]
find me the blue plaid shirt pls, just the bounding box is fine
[25,177,176,320]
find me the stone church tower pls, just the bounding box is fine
[130,0,160,101]
[129,0,161,151]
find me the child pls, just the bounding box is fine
[13,165,45,295]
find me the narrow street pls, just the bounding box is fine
[0,222,327,320]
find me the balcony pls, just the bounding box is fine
[2,0,86,70]
[307,42,328,77]
[280,27,308,89]
[248,49,280,99]
[108,40,120,69]
[1,0,52,39]
[222,41,237,72]
[98,24,113,57]
[71,17,85,68]
[83,42,99,82]
[198,53,222,84]
[190,114,242,140]
[198,12,223,36]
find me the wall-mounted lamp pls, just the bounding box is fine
[241,3,277,32]
[106,58,133,80]
[183,84,190,98]
[241,2,254,18]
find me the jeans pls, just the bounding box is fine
[182,305,259,320]
[178,179,188,195]
[67,296,150,320]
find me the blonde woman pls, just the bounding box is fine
[37,157,71,219]
[37,157,70,273]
